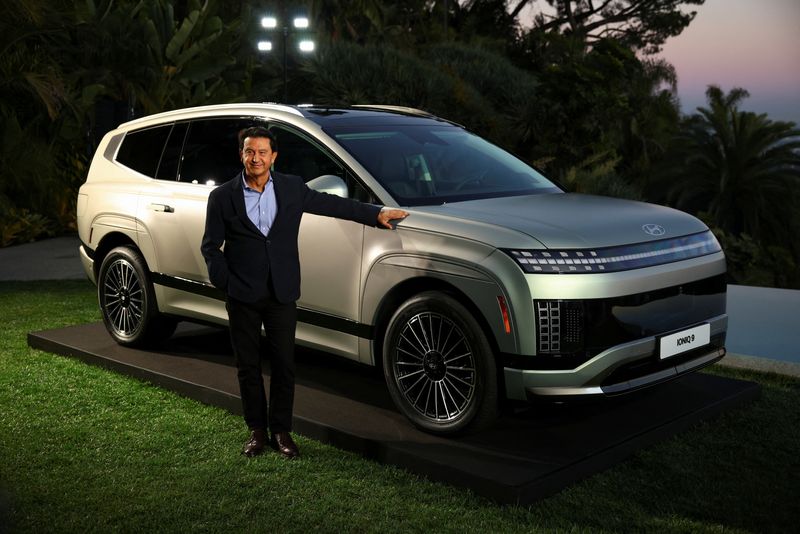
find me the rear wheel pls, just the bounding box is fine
[383,291,498,435]
[97,246,177,347]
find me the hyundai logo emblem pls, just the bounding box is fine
[642,224,666,236]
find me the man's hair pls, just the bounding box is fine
[238,126,278,152]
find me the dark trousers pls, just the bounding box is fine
[226,294,298,433]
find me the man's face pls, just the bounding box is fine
[241,136,277,181]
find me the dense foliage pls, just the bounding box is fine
[1,0,798,287]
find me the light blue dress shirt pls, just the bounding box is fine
[242,173,277,236]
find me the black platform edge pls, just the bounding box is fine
[28,325,762,505]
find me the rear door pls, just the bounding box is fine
[136,117,257,318]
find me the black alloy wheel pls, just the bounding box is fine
[97,246,176,347]
[383,291,498,434]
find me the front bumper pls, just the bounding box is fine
[503,313,727,400]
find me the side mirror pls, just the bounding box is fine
[306,174,348,198]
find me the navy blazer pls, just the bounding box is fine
[201,171,382,304]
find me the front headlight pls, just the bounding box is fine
[504,230,722,274]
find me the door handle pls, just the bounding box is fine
[150,203,174,213]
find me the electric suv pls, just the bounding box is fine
[77,104,727,434]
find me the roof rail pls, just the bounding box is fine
[351,104,438,118]
[119,103,304,128]
[259,102,305,116]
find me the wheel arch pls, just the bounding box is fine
[95,238,177,346]
[368,275,507,400]
[363,253,517,355]
[92,231,139,280]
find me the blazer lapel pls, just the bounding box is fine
[231,171,263,236]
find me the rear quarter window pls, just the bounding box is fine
[115,125,173,178]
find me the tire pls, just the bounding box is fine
[383,291,498,435]
[97,246,177,347]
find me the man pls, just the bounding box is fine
[201,126,408,459]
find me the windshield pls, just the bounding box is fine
[325,124,561,206]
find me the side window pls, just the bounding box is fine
[270,127,343,183]
[179,118,259,185]
[270,126,372,201]
[116,124,172,178]
[155,122,188,181]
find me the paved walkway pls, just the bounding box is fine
[0,235,86,281]
[1,235,798,376]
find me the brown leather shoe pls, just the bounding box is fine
[242,429,266,457]
[270,431,300,459]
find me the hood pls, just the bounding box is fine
[412,193,708,249]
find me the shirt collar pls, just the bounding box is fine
[242,171,272,192]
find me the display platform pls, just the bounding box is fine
[28,322,760,505]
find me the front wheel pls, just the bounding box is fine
[383,291,498,435]
[97,246,177,347]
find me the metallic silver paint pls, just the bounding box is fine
[78,103,729,407]
[414,193,708,249]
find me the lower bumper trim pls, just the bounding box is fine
[525,347,726,399]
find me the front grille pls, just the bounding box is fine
[536,301,559,352]
[536,300,584,354]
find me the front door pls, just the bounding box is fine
[270,125,370,358]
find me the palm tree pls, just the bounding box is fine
[659,85,800,250]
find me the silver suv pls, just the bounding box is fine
[77,104,728,434]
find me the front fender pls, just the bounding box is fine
[361,253,519,364]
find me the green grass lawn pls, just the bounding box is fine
[1,280,798,533]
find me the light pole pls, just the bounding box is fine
[258,15,315,103]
